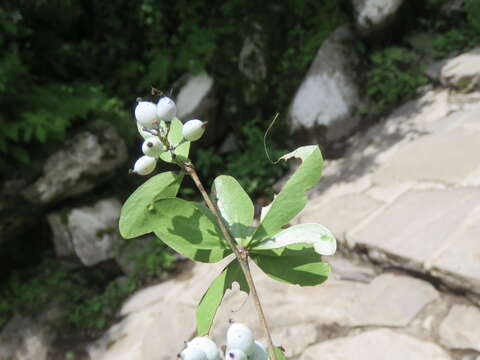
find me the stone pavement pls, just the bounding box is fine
[88,53,480,360]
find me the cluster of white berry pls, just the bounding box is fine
[180,323,268,360]
[132,96,207,175]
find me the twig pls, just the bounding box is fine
[183,162,277,360]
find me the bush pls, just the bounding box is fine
[367,47,428,113]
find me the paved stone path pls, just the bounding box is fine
[87,50,480,360]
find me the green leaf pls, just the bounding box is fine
[156,235,231,263]
[252,223,336,256]
[160,117,190,163]
[151,198,230,258]
[119,171,184,239]
[274,346,288,360]
[251,245,330,286]
[250,146,323,245]
[212,175,255,244]
[196,260,249,335]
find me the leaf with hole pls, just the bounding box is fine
[250,145,323,245]
[196,260,249,335]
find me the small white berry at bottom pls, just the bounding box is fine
[225,349,247,360]
[182,119,206,141]
[187,337,220,360]
[226,323,255,356]
[133,155,157,175]
[157,96,177,122]
[180,347,207,360]
[142,137,166,157]
[135,101,158,129]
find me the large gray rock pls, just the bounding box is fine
[287,26,363,142]
[439,305,480,351]
[300,329,452,360]
[353,0,405,34]
[23,122,127,205]
[440,47,480,92]
[175,72,219,144]
[0,315,53,360]
[47,198,123,266]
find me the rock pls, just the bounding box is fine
[300,328,452,360]
[440,47,480,92]
[287,26,363,143]
[347,188,480,272]
[327,256,377,283]
[238,25,267,104]
[353,0,405,34]
[348,273,439,327]
[0,315,54,360]
[429,204,480,295]
[294,192,383,244]
[439,304,480,351]
[373,128,480,186]
[47,198,123,266]
[238,27,267,82]
[267,323,318,358]
[175,72,219,145]
[23,122,127,205]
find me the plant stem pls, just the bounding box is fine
[183,162,277,360]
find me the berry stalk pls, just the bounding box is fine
[182,162,277,360]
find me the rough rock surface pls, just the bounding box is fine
[441,47,480,92]
[48,198,123,266]
[300,329,451,360]
[439,305,480,352]
[287,26,363,142]
[23,122,127,205]
[353,0,405,34]
[0,316,53,360]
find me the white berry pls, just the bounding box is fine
[226,323,255,356]
[135,101,158,129]
[142,137,166,157]
[133,156,157,176]
[157,96,177,122]
[182,119,206,141]
[225,349,247,360]
[187,337,220,360]
[249,341,268,360]
[180,347,207,360]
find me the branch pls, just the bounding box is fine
[183,162,277,360]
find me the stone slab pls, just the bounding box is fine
[300,328,451,360]
[295,193,383,244]
[348,274,439,327]
[373,128,480,186]
[439,304,480,351]
[430,205,480,294]
[347,188,480,269]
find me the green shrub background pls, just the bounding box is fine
[0,0,479,336]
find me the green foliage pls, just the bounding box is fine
[119,142,335,337]
[367,47,428,113]
[195,120,288,198]
[0,251,175,332]
[466,0,480,32]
